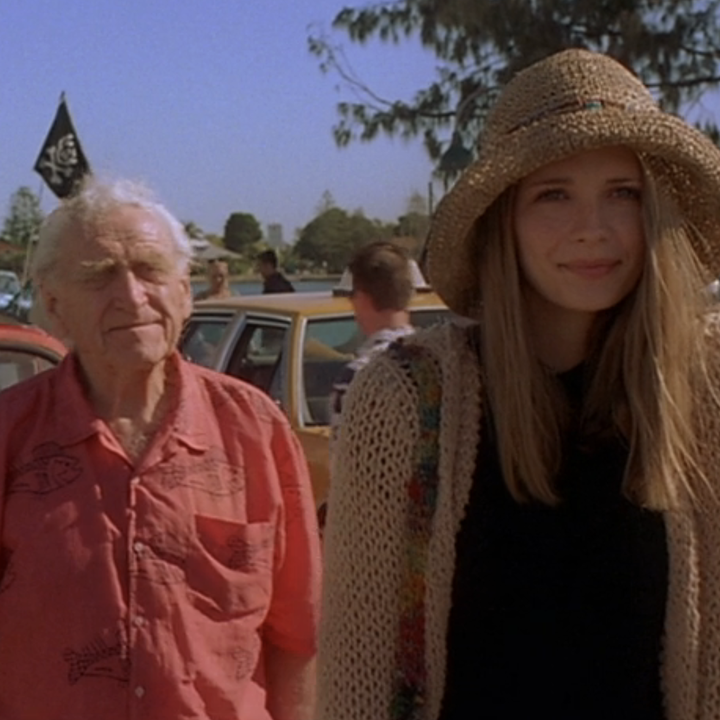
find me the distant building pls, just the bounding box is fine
[267,223,284,248]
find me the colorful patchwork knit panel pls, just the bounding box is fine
[387,341,443,720]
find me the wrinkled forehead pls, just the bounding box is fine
[61,205,178,264]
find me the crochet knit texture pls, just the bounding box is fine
[318,320,720,720]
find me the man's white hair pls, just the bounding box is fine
[31,175,193,282]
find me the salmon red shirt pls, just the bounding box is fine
[0,353,321,720]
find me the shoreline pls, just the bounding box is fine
[192,274,342,282]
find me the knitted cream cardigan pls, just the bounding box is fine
[318,320,720,720]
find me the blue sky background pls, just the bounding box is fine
[0,0,439,242]
[3,2,719,244]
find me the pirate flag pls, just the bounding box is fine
[33,94,90,199]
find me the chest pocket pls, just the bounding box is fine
[188,515,274,619]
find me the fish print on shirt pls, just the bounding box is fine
[8,442,82,496]
[227,532,273,573]
[153,446,245,497]
[63,627,130,686]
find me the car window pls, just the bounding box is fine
[302,317,356,427]
[180,318,231,368]
[411,307,450,328]
[300,307,450,427]
[225,321,290,404]
[0,348,56,390]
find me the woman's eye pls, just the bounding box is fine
[612,186,642,200]
[535,188,566,202]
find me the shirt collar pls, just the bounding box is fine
[357,325,415,356]
[48,352,211,452]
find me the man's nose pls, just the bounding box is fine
[113,269,147,304]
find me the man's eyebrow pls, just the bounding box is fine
[77,257,118,277]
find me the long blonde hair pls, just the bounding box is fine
[478,159,713,509]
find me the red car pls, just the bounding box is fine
[0,322,66,391]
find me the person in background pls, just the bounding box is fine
[315,241,415,535]
[328,240,415,458]
[256,250,295,294]
[0,176,321,720]
[318,49,720,720]
[194,259,232,301]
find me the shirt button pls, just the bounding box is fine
[133,541,145,554]
[133,616,146,628]
[135,686,145,698]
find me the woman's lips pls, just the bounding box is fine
[561,260,619,278]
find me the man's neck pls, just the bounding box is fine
[79,356,178,463]
[362,310,411,337]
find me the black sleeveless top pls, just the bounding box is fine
[439,366,668,720]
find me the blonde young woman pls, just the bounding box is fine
[318,50,720,720]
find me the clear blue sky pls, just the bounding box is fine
[0,0,440,242]
[4,2,719,244]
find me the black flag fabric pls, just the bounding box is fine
[33,95,90,199]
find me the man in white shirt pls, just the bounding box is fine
[328,241,415,461]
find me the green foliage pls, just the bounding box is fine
[0,248,27,275]
[395,189,430,247]
[309,0,720,170]
[315,190,337,215]
[294,207,393,272]
[396,211,429,244]
[2,186,44,248]
[223,212,263,255]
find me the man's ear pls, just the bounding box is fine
[38,282,69,340]
[180,276,193,321]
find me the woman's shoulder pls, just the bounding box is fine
[344,319,479,413]
[390,318,478,365]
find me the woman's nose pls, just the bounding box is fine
[572,198,608,243]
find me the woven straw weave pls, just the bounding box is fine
[318,319,720,720]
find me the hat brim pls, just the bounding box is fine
[427,107,720,317]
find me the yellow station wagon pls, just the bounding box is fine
[180,289,449,507]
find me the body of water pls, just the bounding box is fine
[192,277,337,297]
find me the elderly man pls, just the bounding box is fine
[0,178,321,720]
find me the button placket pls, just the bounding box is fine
[127,474,144,710]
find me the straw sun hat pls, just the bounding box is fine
[426,48,720,318]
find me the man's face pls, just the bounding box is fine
[256,260,272,279]
[41,205,192,377]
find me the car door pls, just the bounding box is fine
[0,341,64,390]
[180,314,234,368]
[218,315,293,412]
